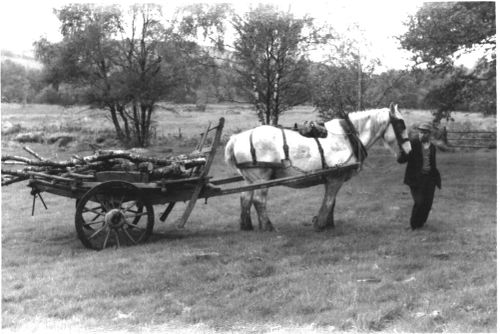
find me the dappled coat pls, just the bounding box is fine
[398,139,441,189]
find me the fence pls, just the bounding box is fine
[443,127,497,149]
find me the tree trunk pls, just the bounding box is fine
[117,104,131,143]
[140,103,148,147]
[108,105,125,142]
[132,102,141,145]
[357,49,362,111]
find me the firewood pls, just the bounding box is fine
[23,146,46,161]
[1,176,28,186]
[1,147,208,187]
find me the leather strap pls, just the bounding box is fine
[314,137,327,169]
[249,131,257,165]
[280,127,290,161]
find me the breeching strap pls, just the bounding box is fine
[314,138,327,169]
[280,127,290,162]
[240,127,326,169]
[249,131,257,164]
[241,128,290,168]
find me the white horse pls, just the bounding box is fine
[224,103,412,231]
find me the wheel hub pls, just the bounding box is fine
[105,209,125,228]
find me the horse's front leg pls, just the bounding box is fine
[240,190,254,231]
[253,188,275,231]
[314,178,344,231]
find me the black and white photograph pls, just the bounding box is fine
[1,1,496,332]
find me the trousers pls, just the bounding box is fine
[409,174,436,229]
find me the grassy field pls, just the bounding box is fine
[1,103,497,333]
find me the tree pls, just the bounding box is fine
[35,4,193,146]
[311,63,360,120]
[310,25,379,120]
[231,5,327,125]
[399,2,496,119]
[1,59,43,103]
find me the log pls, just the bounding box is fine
[23,146,46,161]
[2,176,28,186]
[1,155,73,168]
[150,165,187,179]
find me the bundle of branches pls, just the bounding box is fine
[1,147,207,186]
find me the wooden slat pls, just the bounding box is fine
[447,138,495,141]
[176,118,225,229]
[447,131,496,134]
[210,175,244,185]
[448,144,496,149]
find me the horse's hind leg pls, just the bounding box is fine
[314,178,344,231]
[326,200,335,228]
[253,188,275,231]
[240,190,254,230]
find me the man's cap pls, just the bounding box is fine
[417,122,432,132]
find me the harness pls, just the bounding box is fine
[385,113,410,148]
[235,124,350,171]
[339,110,368,164]
[234,110,409,172]
[235,127,291,169]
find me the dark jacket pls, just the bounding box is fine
[398,139,441,189]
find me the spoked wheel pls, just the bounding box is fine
[75,181,154,250]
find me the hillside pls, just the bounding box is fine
[1,49,43,69]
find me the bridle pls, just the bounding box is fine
[385,112,410,150]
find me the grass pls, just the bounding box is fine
[1,103,497,333]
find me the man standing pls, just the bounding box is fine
[397,122,441,230]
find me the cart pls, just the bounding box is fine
[26,118,360,250]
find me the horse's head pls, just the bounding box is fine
[382,103,412,156]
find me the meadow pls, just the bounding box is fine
[1,103,497,333]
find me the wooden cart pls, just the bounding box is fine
[26,118,359,250]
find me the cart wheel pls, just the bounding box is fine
[75,181,154,250]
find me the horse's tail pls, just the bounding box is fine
[224,135,239,169]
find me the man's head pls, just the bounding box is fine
[417,122,432,143]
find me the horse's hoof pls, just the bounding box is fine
[240,223,254,231]
[265,223,275,232]
[312,216,323,231]
[313,224,325,232]
[324,222,335,230]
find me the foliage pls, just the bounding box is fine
[34,4,202,147]
[1,59,43,103]
[400,2,496,120]
[310,24,380,120]
[231,5,324,125]
[362,68,449,112]
[310,63,360,120]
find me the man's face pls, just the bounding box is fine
[418,130,430,142]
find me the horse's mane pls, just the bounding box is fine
[347,108,388,122]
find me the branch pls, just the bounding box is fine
[23,146,46,161]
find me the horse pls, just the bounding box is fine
[224,103,412,231]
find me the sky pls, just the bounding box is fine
[1,0,424,71]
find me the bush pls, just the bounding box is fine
[34,87,61,104]
[13,132,44,143]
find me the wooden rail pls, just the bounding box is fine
[443,128,496,149]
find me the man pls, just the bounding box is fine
[397,122,441,230]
